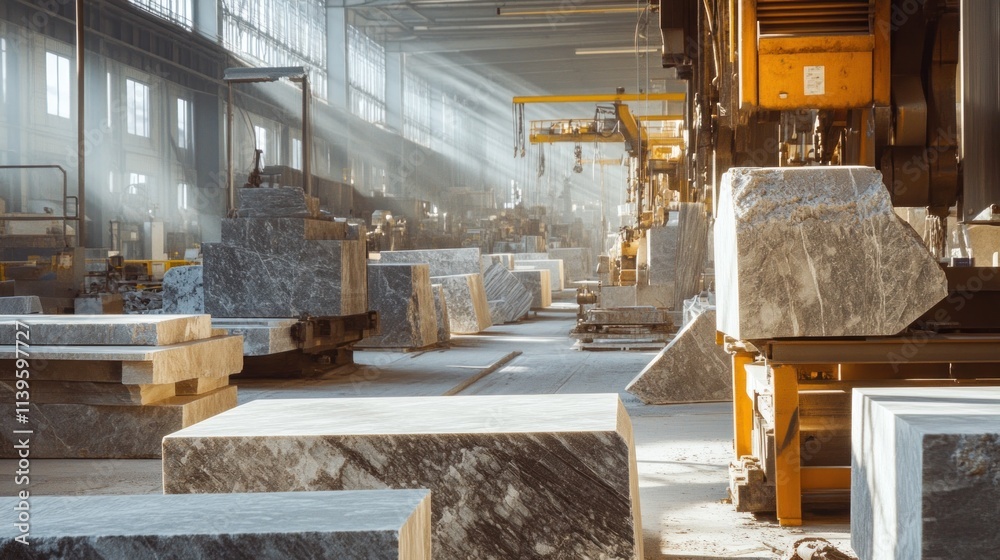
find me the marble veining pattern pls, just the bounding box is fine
[358,264,438,349]
[429,274,492,334]
[511,269,551,309]
[378,248,481,277]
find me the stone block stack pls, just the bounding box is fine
[0,314,241,458]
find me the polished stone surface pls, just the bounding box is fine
[627,309,731,404]
[515,259,565,292]
[161,266,204,314]
[378,248,481,277]
[211,318,298,356]
[482,263,533,323]
[548,247,592,283]
[511,269,551,309]
[0,490,431,560]
[236,186,320,218]
[716,167,948,339]
[0,386,236,458]
[0,315,212,346]
[358,264,438,350]
[162,393,643,560]
[430,274,492,334]
[852,387,1000,560]
[0,296,41,314]
[0,336,244,385]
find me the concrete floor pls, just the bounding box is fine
[0,303,854,559]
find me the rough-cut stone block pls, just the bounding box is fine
[357,264,438,350]
[237,186,319,218]
[0,386,236,458]
[600,286,635,308]
[377,248,481,277]
[430,274,491,334]
[211,318,299,356]
[0,336,244,385]
[635,283,673,308]
[431,284,450,343]
[716,167,948,338]
[511,269,551,309]
[519,252,549,260]
[480,253,516,272]
[0,490,431,560]
[6,380,176,406]
[548,247,592,283]
[0,296,41,314]
[626,309,731,404]
[515,259,565,291]
[852,387,1000,560]
[968,224,1000,266]
[162,266,204,314]
[0,315,212,346]
[482,263,532,324]
[221,217,354,248]
[74,293,124,314]
[176,375,230,396]
[162,393,643,560]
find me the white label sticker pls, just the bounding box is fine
[804,65,825,96]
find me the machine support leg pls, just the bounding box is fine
[772,364,802,526]
[732,350,755,459]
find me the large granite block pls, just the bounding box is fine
[511,269,551,309]
[236,186,320,218]
[548,247,592,283]
[515,259,565,291]
[482,263,533,323]
[647,204,708,309]
[0,314,212,346]
[716,167,948,339]
[431,284,451,343]
[0,296,41,314]
[211,318,299,356]
[377,248,481,277]
[0,490,431,560]
[162,266,204,314]
[601,285,636,308]
[357,264,438,350]
[0,386,236,458]
[626,309,731,404]
[162,393,643,560]
[430,274,492,334]
[852,387,1000,560]
[221,217,354,249]
[0,336,244,384]
[480,253,516,272]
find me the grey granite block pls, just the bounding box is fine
[0,490,431,560]
[236,186,320,218]
[0,296,41,314]
[548,247,592,283]
[716,167,948,338]
[377,248,481,277]
[486,300,508,324]
[480,253,516,273]
[0,315,212,346]
[515,259,565,291]
[429,274,492,334]
[3,379,176,406]
[626,309,731,404]
[482,263,532,323]
[221,217,354,248]
[511,269,551,309]
[852,387,1000,560]
[673,203,709,309]
[519,252,549,260]
[162,393,643,560]
[211,318,299,356]
[431,284,450,343]
[600,286,636,308]
[0,386,237,458]
[162,266,204,314]
[357,264,438,350]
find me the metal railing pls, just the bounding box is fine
[0,165,78,247]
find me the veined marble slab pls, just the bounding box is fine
[515,259,565,291]
[211,318,299,356]
[236,186,320,218]
[431,284,450,343]
[0,314,212,346]
[716,167,948,338]
[430,274,492,334]
[0,490,431,560]
[852,387,1000,560]
[511,269,551,309]
[0,386,236,458]
[0,336,243,385]
[162,393,643,559]
[482,263,532,323]
[161,266,205,314]
[626,309,731,404]
[377,248,481,277]
[357,264,438,350]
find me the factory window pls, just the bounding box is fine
[1,39,7,104]
[290,137,302,170]
[177,183,188,210]
[128,0,193,31]
[177,98,192,149]
[128,172,147,194]
[105,72,112,128]
[109,171,115,193]
[403,70,431,147]
[254,125,268,165]
[126,79,150,138]
[347,25,386,124]
[45,52,71,119]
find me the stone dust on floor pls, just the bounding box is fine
[0,304,854,559]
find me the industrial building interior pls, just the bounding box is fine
[0,0,998,558]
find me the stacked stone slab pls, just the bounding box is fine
[852,387,1000,560]
[429,274,492,334]
[716,167,948,339]
[515,259,565,292]
[211,318,300,356]
[431,284,451,343]
[511,269,551,309]
[203,187,367,318]
[0,315,240,458]
[377,248,481,277]
[162,393,644,560]
[548,247,592,283]
[482,263,533,324]
[357,263,438,350]
[0,296,41,314]
[0,491,431,559]
[626,309,731,404]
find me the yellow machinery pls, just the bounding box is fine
[654,0,1000,525]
